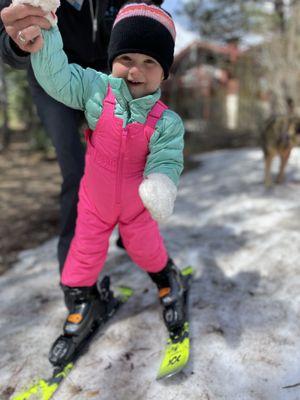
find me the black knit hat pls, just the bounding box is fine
[107,2,176,79]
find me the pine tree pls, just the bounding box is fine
[181,0,285,42]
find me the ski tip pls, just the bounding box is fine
[11,379,56,400]
[11,363,74,400]
[156,323,190,381]
[116,286,134,301]
[157,368,183,380]
[181,266,194,277]
[156,347,190,381]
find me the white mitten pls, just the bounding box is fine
[138,173,177,222]
[12,0,60,26]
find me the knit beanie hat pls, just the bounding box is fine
[108,2,176,79]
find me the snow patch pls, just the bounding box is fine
[2,148,300,399]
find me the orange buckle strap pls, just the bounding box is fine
[67,313,83,324]
[159,287,171,298]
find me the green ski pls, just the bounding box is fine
[11,284,133,400]
[157,266,193,380]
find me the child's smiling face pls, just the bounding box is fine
[112,53,164,99]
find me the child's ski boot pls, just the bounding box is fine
[149,259,186,337]
[49,276,118,367]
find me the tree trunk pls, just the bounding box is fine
[0,58,10,150]
[274,0,286,33]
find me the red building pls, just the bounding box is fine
[162,39,244,131]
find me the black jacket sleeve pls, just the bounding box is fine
[0,0,30,69]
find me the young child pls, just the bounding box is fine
[29,0,185,360]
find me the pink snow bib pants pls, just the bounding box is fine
[61,86,169,287]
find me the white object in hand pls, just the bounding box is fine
[12,0,60,26]
[139,173,177,222]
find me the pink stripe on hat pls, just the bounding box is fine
[113,3,176,41]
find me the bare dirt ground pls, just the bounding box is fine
[0,132,61,274]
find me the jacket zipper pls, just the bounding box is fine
[89,0,99,42]
[116,127,128,204]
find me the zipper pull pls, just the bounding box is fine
[93,17,98,42]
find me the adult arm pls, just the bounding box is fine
[0,0,50,68]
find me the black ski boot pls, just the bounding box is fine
[149,259,186,336]
[116,235,125,250]
[49,276,117,367]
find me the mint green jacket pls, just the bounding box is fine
[31,26,184,185]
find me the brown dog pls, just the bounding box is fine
[261,104,300,187]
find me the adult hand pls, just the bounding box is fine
[0,3,51,53]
